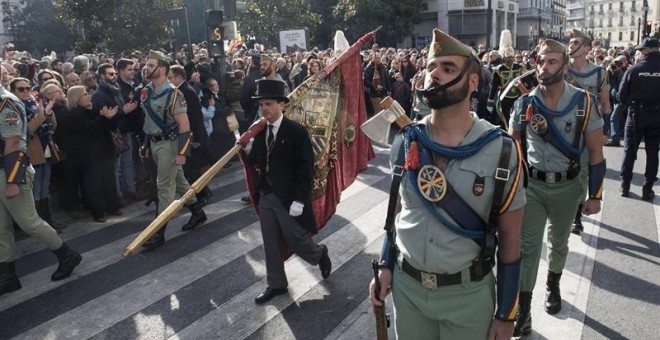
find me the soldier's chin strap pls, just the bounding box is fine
[588,160,606,200]
[3,151,29,184]
[495,256,521,321]
[177,131,193,157]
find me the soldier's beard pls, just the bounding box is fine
[537,67,564,86]
[420,78,470,110]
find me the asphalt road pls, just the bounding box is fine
[0,142,658,340]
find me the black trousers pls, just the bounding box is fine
[82,158,120,218]
[621,110,660,184]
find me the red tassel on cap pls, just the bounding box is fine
[405,141,420,170]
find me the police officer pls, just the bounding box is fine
[565,29,611,234]
[140,51,207,250]
[509,39,605,336]
[370,28,526,339]
[0,83,82,297]
[618,37,660,200]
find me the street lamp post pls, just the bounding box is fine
[643,0,649,36]
[638,18,642,44]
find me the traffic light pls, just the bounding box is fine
[206,10,225,58]
[206,9,223,27]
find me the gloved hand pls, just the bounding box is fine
[289,201,304,217]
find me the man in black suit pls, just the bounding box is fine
[247,79,332,304]
[168,65,212,206]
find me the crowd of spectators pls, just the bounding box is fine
[0,36,641,229]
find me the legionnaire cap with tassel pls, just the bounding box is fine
[499,30,515,58]
[538,39,567,56]
[568,29,592,43]
[148,50,171,64]
[428,28,479,61]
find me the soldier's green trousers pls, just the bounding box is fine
[152,139,192,215]
[520,177,585,291]
[392,259,495,339]
[0,166,62,262]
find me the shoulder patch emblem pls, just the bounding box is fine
[4,111,19,127]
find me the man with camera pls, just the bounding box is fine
[606,55,629,147]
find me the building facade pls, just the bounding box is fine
[587,0,659,47]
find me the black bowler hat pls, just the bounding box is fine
[252,79,289,103]
[635,37,660,50]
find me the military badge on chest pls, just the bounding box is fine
[416,164,447,202]
[530,113,548,134]
[140,88,148,102]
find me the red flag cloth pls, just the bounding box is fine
[236,31,376,258]
[311,32,376,228]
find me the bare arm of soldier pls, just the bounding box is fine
[3,135,20,198]
[598,86,611,115]
[172,110,190,165]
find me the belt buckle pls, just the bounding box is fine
[420,272,437,290]
[546,172,556,184]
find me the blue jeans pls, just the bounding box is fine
[114,132,136,196]
[32,162,52,200]
[610,103,626,142]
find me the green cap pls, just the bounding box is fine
[569,29,592,42]
[428,28,478,61]
[148,50,171,63]
[538,39,567,56]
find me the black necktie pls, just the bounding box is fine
[267,124,274,148]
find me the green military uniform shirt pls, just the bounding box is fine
[510,82,603,173]
[391,114,526,275]
[566,62,609,101]
[0,90,28,151]
[142,80,187,135]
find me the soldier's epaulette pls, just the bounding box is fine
[0,98,21,115]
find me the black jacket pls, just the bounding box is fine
[178,82,208,147]
[92,81,129,133]
[248,117,316,233]
[618,52,660,106]
[58,106,116,162]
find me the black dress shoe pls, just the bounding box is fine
[255,287,288,304]
[318,244,332,279]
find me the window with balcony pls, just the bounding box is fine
[631,31,635,41]
[619,17,624,26]
[619,32,623,41]
[632,1,636,11]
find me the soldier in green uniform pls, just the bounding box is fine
[565,29,611,235]
[0,84,82,297]
[139,50,207,250]
[509,39,605,337]
[370,28,526,339]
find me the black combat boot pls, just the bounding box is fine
[0,262,22,297]
[571,204,584,235]
[181,202,207,231]
[42,198,66,233]
[195,186,213,207]
[620,181,630,197]
[51,243,82,281]
[642,183,655,201]
[545,271,562,314]
[142,224,167,250]
[513,291,533,337]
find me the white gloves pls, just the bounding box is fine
[289,201,304,217]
